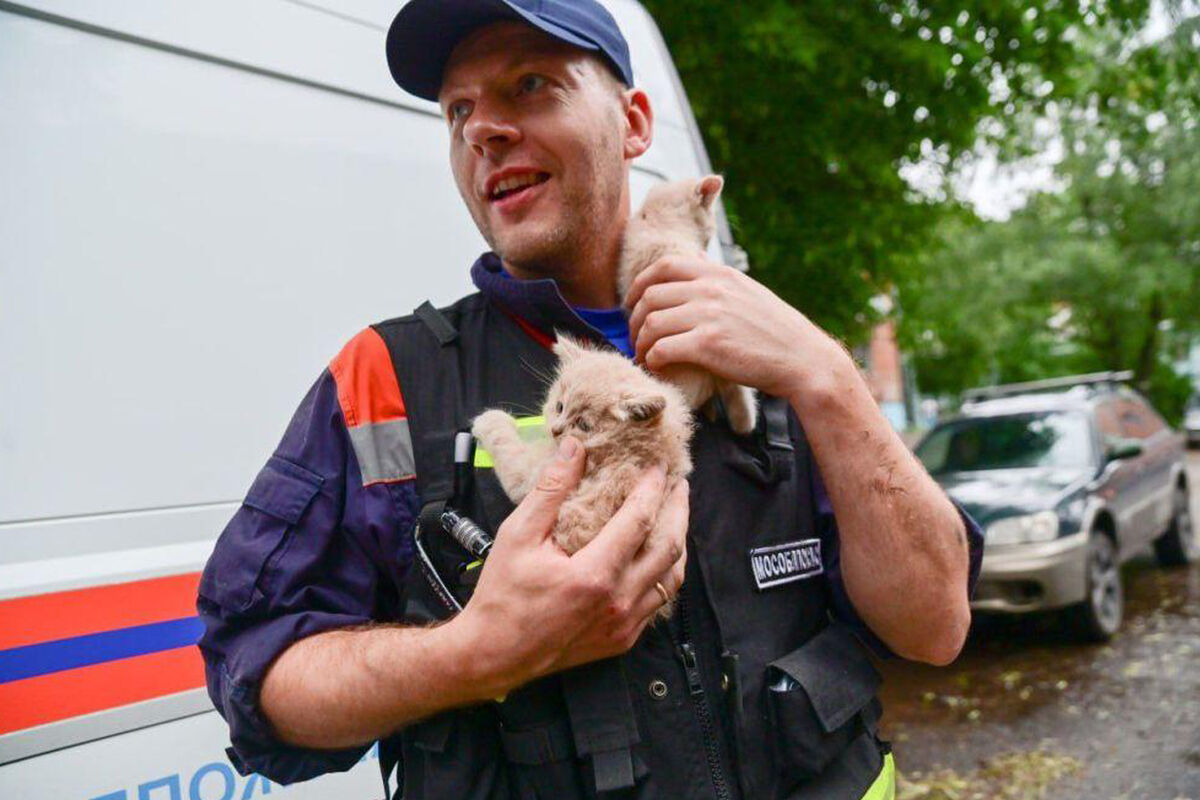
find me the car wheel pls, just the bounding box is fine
[1069,533,1123,642]
[1153,484,1196,567]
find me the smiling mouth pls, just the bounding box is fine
[489,172,550,202]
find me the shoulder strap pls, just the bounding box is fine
[760,395,795,482]
[372,301,467,506]
[372,301,465,800]
[376,298,642,795]
[414,300,459,346]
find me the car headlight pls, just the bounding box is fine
[986,511,1060,546]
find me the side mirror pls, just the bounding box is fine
[1105,437,1143,462]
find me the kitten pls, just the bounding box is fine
[471,336,693,613]
[616,175,759,435]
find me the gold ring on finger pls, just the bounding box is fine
[654,581,670,607]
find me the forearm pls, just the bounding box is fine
[259,446,689,752]
[260,617,500,750]
[789,343,970,665]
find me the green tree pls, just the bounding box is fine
[897,16,1200,421]
[643,0,1154,341]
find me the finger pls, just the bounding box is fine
[633,305,702,364]
[630,552,687,623]
[574,465,668,571]
[627,479,690,590]
[630,584,670,622]
[669,546,686,594]
[643,329,709,373]
[500,436,586,544]
[627,282,697,341]
[624,256,709,311]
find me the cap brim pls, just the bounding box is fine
[386,0,602,102]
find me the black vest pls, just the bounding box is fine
[373,294,888,800]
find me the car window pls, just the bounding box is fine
[916,411,1093,474]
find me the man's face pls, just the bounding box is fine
[439,22,634,273]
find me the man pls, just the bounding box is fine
[197,1,983,797]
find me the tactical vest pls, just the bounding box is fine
[372,294,894,800]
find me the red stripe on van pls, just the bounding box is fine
[0,645,205,734]
[0,573,201,650]
[329,327,406,427]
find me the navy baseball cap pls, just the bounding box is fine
[386,0,634,102]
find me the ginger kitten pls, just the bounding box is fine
[617,175,759,435]
[471,336,693,613]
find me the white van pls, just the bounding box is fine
[0,1,735,797]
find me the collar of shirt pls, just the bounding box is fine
[469,252,630,355]
[573,306,634,358]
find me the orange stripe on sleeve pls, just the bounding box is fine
[0,573,202,650]
[0,646,205,735]
[329,328,406,428]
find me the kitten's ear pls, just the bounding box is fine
[695,175,724,209]
[553,334,587,363]
[621,394,667,423]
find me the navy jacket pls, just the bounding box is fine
[196,253,984,783]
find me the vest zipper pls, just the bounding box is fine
[675,593,733,800]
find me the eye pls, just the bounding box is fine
[517,74,547,94]
[556,401,564,413]
[575,417,592,432]
[447,99,472,124]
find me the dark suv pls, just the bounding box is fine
[915,373,1194,640]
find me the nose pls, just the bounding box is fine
[551,423,566,437]
[462,96,521,158]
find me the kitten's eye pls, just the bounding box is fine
[556,401,564,413]
[575,417,592,433]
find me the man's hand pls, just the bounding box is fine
[626,253,971,666]
[452,436,689,700]
[625,255,845,399]
[258,437,687,750]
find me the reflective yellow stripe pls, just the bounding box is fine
[473,415,548,468]
[861,753,895,800]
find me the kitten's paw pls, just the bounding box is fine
[471,408,518,447]
[726,385,758,435]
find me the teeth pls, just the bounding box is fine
[491,173,544,198]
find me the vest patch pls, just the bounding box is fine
[748,539,823,590]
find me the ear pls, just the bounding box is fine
[553,333,587,363]
[621,394,666,423]
[695,174,724,209]
[621,88,654,160]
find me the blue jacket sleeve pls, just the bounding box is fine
[196,369,419,784]
[813,465,984,658]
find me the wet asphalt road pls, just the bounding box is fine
[879,451,1200,800]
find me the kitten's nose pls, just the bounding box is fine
[550,424,566,437]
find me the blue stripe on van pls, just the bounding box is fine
[0,616,204,683]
